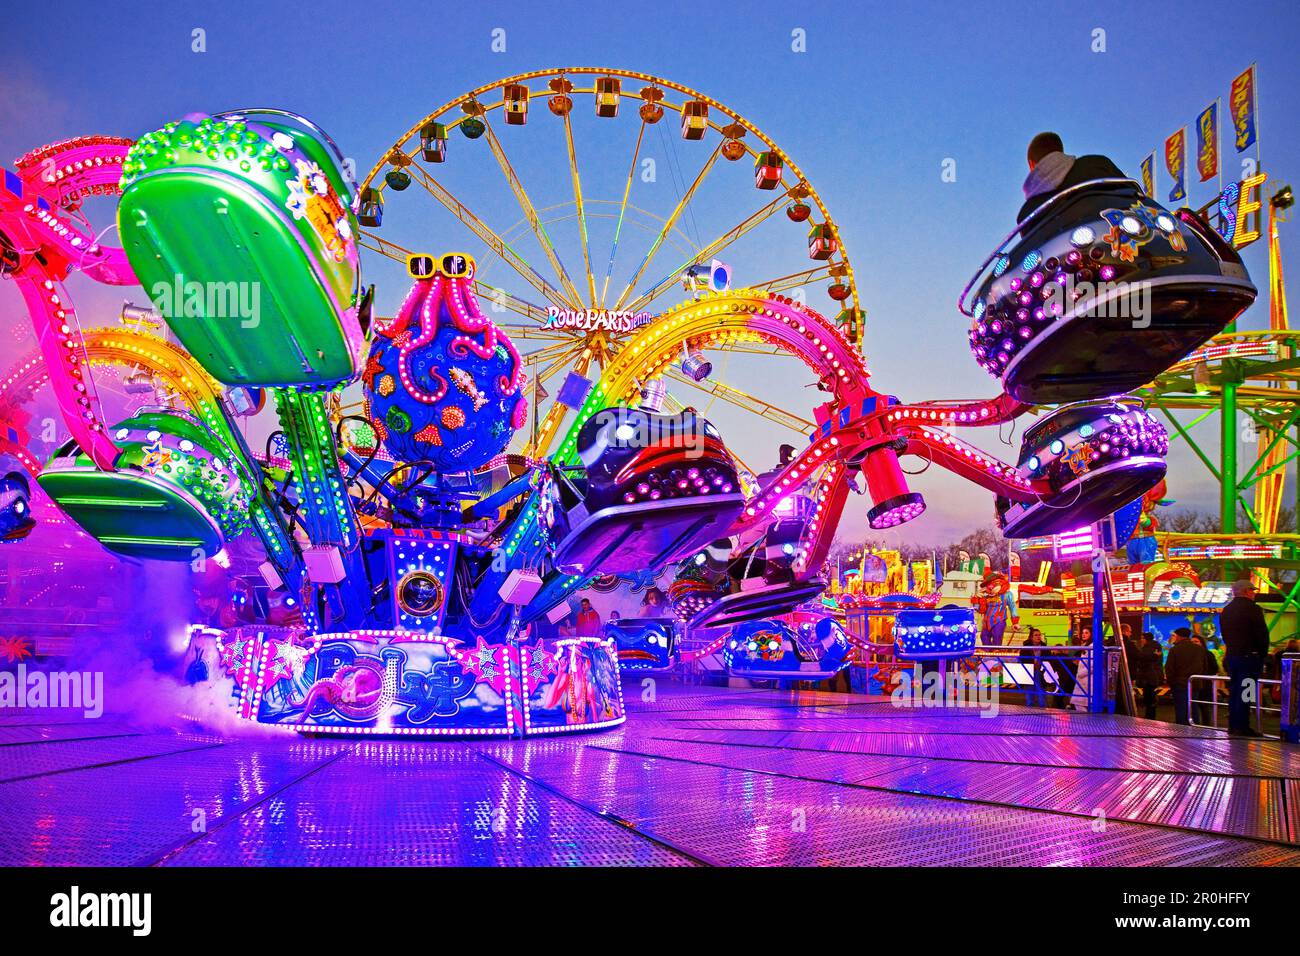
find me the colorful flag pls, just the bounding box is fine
[1139,152,1156,196]
[1196,102,1219,182]
[1165,128,1186,203]
[1229,65,1257,153]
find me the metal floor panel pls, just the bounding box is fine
[0,711,107,726]
[164,743,692,867]
[864,759,1290,844]
[0,720,138,745]
[666,712,1228,737]
[0,733,223,782]
[1287,778,1300,843]
[0,680,1296,866]
[486,742,1300,866]
[0,740,351,865]
[593,735,1293,844]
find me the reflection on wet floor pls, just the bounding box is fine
[1,683,1297,866]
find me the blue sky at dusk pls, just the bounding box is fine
[2,0,1298,547]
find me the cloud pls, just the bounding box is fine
[0,62,70,137]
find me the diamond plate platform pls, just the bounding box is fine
[0,681,1297,866]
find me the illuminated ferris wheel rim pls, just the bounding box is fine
[359,66,861,323]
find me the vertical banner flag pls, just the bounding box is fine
[1196,102,1219,182]
[1230,65,1257,153]
[1139,152,1156,196]
[1165,128,1186,203]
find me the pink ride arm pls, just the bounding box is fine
[886,393,1032,427]
[13,137,136,286]
[897,425,1037,502]
[12,271,122,469]
[1,137,137,470]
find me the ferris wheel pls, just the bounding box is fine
[357,67,863,461]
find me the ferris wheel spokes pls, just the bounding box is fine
[609,142,723,314]
[402,159,574,310]
[599,118,649,309]
[621,188,798,317]
[479,118,586,309]
[559,112,599,306]
[659,369,815,434]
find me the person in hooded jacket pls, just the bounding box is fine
[1018,132,1128,223]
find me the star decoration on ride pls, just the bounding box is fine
[217,633,256,680]
[141,440,173,473]
[0,636,33,663]
[457,635,507,693]
[523,640,558,685]
[360,352,385,391]
[264,637,311,683]
[1061,443,1093,477]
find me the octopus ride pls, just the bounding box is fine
[0,69,1254,733]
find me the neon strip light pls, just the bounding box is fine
[1168,545,1282,559]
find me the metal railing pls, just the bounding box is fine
[1189,674,1282,739]
[878,645,1097,709]
[968,645,1094,709]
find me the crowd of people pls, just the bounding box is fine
[1015,580,1299,736]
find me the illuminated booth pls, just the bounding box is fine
[1142,572,1234,649]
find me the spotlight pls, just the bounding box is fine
[640,379,667,412]
[681,346,712,382]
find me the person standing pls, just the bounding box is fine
[575,597,602,637]
[1120,622,1135,651]
[1164,628,1201,725]
[1050,626,1086,710]
[1220,580,1270,737]
[1131,631,1165,720]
